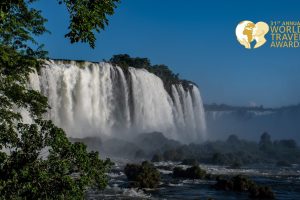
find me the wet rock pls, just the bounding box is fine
[173,165,206,179]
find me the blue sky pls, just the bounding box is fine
[35,0,300,107]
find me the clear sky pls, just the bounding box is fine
[34,0,300,107]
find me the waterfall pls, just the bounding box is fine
[29,60,206,143]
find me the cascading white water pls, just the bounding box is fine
[129,68,176,137]
[29,60,206,143]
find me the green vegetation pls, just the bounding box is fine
[60,0,119,48]
[214,175,275,199]
[109,54,195,92]
[151,148,184,162]
[0,0,118,199]
[124,161,161,188]
[173,165,207,179]
[122,160,275,198]
[259,132,273,152]
[151,133,300,166]
[109,54,151,70]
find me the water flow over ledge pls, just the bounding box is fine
[28,60,206,143]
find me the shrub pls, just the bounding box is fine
[124,161,160,188]
[214,175,275,199]
[173,165,206,179]
[249,185,275,199]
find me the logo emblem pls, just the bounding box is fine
[235,21,269,49]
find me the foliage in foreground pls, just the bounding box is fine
[0,121,113,199]
[0,0,118,199]
[124,161,160,188]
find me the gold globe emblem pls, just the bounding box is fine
[236,20,269,49]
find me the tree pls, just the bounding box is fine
[0,0,119,199]
[173,165,206,179]
[259,132,273,152]
[163,148,184,161]
[227,134,240,144]
[151,153,164,162]
[214,175,275,199]
[278,139,297,149]
[108,54,195,93]
[124,161,160,188]
[109,54,151,70]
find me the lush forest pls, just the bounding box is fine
[151,132,300,167]
[73,131,300,167]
